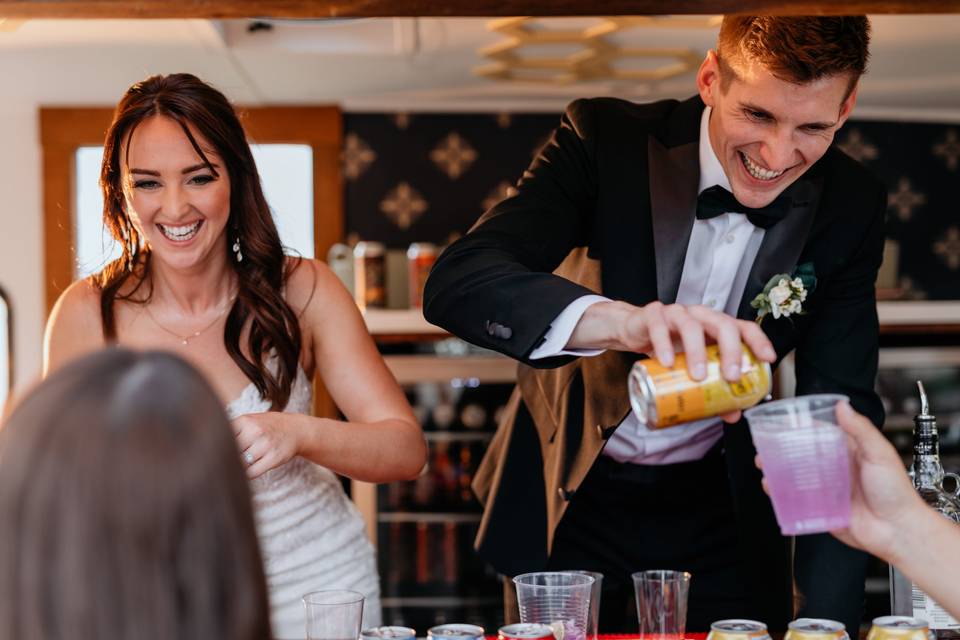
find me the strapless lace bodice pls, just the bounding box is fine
[227,367,381,639]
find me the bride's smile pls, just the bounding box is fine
[122,114,232,273]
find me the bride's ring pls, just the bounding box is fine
[243,451,255,465]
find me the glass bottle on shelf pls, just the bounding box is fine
[890,381,960,638]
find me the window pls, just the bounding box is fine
[74,143,315,278]
[75,146,121,278]
[0,287,11,412]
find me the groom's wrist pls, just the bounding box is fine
[569,300,636,351]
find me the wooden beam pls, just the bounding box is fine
[1,0,959,18]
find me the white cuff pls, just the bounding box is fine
[529,294,611,360]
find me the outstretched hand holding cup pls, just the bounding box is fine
[754,399,960,622]
[753,400,924,556]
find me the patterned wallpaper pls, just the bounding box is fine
[836,122,960,300]
[343,112,557,250]
[343,110,960,300]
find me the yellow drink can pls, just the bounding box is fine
[867,616,936,640]
[707,619,772,640]
[785,618,849,640]
[628,344,772,429]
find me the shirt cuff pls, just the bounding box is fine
[529,294,611,360]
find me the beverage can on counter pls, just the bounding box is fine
[354,241,387,310]
[786,618,849,640]
[628,344,772,429]
[428,623,486,640]
[707,619,773,640]
[498,623,556,640]
[867,616,937,640]
[362,627,417,640]
[407,242,438,308]
[327,242,355,298]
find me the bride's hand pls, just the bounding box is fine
[233,412,300,479]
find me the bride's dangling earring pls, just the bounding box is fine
[232,235,243,263]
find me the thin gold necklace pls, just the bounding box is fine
[144,294,236,346]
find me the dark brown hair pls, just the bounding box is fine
[717,16,870,97]
[0,348,271,640]
[96,73,301,409]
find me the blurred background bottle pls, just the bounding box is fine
[889,381,960,638]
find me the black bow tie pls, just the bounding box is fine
[696,185,792,230]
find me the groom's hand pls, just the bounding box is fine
[568,300,776,384]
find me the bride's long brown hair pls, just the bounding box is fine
[96,73,301,409]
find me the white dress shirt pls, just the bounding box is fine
[529,106,766,465]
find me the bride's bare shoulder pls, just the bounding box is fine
[49,278,102,328]
[44,278,105,375]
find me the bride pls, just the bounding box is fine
[43,73,427,639]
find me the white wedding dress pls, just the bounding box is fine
[226,365,382,640]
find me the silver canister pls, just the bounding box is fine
[428,624,485,640]
[362,627,417,640]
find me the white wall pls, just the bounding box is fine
[0,102,43,390]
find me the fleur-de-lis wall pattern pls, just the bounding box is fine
[344,112,960,300]
[343,112,559,254]
[836,121,960,299]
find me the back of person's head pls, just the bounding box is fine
[717,16,870,96]
[0,349,271,640]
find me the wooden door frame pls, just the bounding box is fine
[40,105,343,417]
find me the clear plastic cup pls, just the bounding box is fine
[513,572,595,640]
[573,571,603,640]
[744,394,851,535]
[303,589,365,640]
[633,570,691,640]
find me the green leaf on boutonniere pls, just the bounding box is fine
[793,262,817,295]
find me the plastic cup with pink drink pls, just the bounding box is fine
[744,394,851,536]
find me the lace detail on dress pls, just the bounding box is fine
[227,366,381,639]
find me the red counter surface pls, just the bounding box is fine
[485,636,710,640]
[598,636,709,640]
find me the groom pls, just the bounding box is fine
[424,15,885,633]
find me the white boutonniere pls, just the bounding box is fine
[750,263,817,325]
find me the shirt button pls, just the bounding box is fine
[705,298,718,308]
[725,233,736,244]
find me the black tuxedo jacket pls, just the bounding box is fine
[423,95,886,631]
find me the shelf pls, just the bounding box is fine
[363,308,447,339]
[424,431,495,442]
[381,596,501,608]
[379,512,483,523]
[878,301,960,333]
[384,354,516,384]
[879,346,960,367]
[365,303,960,341]
[877,301,960,325]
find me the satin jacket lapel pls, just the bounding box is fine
[736,175,824,320]
[648,136,699,304]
